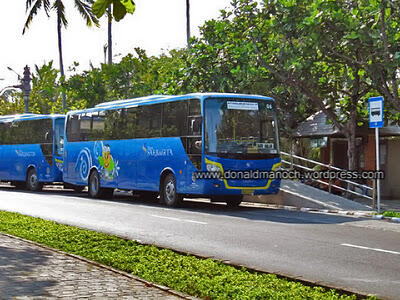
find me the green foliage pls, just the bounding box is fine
[29,61,62,114]
[0,91,25,116]
[66,48,188,108]
[4,0,399,138]
[92,0,135,21]
[0,210,370,300]
[381,211,400,218]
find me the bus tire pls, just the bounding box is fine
[225,195,243,208]
[161,174,182,207]
[26,169,43,192]
[88,170,114,199]
[88,170,102,198]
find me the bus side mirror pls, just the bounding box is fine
[190,117,202,135]
[45,131,50,142]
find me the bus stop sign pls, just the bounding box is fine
[369,96,384,128]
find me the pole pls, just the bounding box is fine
[22,66,32,113]
[186,0,191,50]
[375,127,381,214]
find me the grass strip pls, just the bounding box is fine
[0,210,374,300]
[381,211,400,218]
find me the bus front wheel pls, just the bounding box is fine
[161,174,182,207]
[26,169,43,192]
[88,170,114,199]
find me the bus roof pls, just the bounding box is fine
[68,93,275,115]
[0,113,65,123]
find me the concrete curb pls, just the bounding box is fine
[242,202,400,223]
[373,215,400,223]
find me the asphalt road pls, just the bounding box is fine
[0,185,399,299]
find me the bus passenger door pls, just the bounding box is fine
[54,118,65,177]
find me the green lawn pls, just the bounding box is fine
[0,210,374,300]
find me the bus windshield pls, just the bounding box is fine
[205,98,278,157]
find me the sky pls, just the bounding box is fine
[0,0,232,90]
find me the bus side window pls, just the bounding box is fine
[162,101,187,137]
[136,104,162,138]
[80,114,92,141]
[124,107,138,139]
[67,115,80,142]
[90,112,105,140]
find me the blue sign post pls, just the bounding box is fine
[369,96,383,213]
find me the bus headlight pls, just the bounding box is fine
[206,163,221,172]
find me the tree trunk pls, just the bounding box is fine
[347,110,358,171]
[107,6,112,65]
[57,8,66,111]
[186,0,190,50]
[345,110,358,194]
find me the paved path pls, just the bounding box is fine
[0,233,187,299]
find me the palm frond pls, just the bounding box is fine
[74,0,99,27]
[52,0,68,27]
[23,0,51,34]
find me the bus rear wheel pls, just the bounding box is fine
[161,174,182,207]
[88,170,114,199]
[26,169,43,192]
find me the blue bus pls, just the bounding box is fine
[0,114,65,191]
[63,93,281,206]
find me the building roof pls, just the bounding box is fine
[293,111,400,138]
[293,111,340,138]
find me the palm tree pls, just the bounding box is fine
[23,0,99,110]
[107,6,112,64]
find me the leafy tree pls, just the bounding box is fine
[314,0,400,118]
[183,14,314,137]
[92,0,135,20]
[65,48,187,108]
[0,90,24,116]
[23,0,99,110]
[29,61,62,114]
[228,0,383,171]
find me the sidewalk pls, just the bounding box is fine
[353,198,400,212]
[0,233,191,299]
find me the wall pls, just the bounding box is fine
[385,138,400,198]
